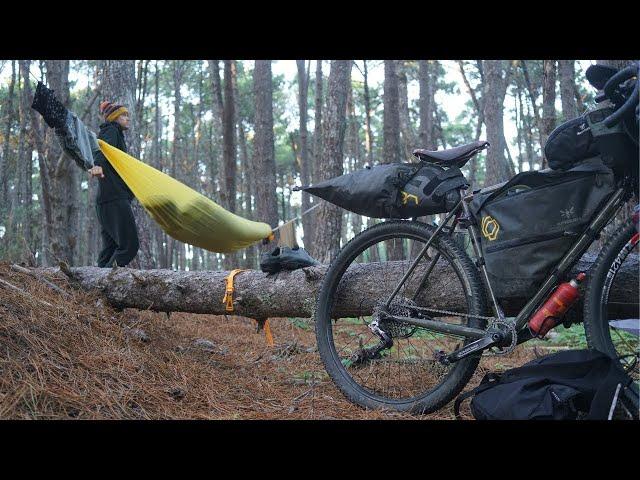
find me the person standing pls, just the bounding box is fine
[88,101,139,267]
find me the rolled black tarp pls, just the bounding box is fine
[31,81,98,169]
[31,81,68,130]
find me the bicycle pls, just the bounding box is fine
[314,62,639,416]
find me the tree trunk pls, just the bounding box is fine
[21,62,52,266]
[348,82,363,236]
[167,60,186,269]
[0,60,16,209]
[383,60,401,165]
[43,61,81,266]
[296,60,313,247]
[221,61,237,215]
[418,60,436,150]
[220,61,239,269]
[253,60,279,235]
[520,60,545,168]
[558,60,579,121]
[541,60,557,168]
[397,60,416,160]
[382,60,405,260]
[17,61,33,256]
[483,60,513,187]
[313,60,352,264]
[207,60,224,195]
[152,61,168,269]
[43,252,637,320]
[457,60,484,186]
[362,60,374,165]
[312,60,323,181]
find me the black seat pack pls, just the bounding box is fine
[470,157,615,299]
[454,349,638,420]
[299,162,468,219]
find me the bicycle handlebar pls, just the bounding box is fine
[604,80,639,127]
[602,63,639,127]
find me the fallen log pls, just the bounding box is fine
[39,252,638,320]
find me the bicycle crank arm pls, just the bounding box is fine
[437,330,505,365]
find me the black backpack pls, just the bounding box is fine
[454,349,638,420]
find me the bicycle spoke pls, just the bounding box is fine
[322,223,482,402]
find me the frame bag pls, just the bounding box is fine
[470,158,615,299]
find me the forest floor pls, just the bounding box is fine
[0,261,564,420]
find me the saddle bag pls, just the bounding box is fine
[454,349,638,420]
[470,158,615,299]
[299,162,468,219]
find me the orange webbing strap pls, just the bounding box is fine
[263,320,274,347]
[222,269,247,312]
[222,269,275,346]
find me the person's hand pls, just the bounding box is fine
[88,166,104,178]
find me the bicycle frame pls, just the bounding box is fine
[381,184,630,342]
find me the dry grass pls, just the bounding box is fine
[0,261,537,420]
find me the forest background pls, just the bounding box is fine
[0,59,627,271]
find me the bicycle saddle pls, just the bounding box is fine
[412,140,489,168]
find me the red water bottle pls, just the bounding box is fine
[528,273,586,337]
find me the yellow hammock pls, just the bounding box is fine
[97,139,273,253]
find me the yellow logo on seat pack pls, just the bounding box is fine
[400,191,419,205]
[481,216,499,241]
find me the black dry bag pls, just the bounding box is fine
[299,162,468,219]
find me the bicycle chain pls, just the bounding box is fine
[394,304,497,322]
[390,304,518,356]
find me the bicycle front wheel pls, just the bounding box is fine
[584,219,639,381]
[314,220,487,414]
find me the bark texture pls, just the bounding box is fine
[296,60,313,245]
[397,61,416,160]
[253,60,279,230]
[418,60,436,150]
[313,61,352,264]
[558,60,579,121]
[383,60,401,164]
[41,253,637,320]
[483,60,513,187]
[541,59,557,167]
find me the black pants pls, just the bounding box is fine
[96,199,139,267]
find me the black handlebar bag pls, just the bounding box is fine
[470,157,615,300]
[544,114,599,171]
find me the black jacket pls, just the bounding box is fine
[93,122,134,204]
